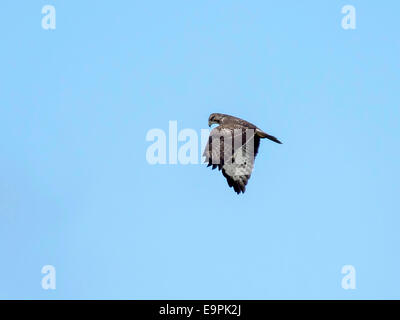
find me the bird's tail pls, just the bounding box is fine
[256,129,282,144]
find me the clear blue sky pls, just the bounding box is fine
[1,0,399,299]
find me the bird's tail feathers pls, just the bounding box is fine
[256,129,282,144]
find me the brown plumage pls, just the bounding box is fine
[203,113,282,194]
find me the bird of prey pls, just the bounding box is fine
[203,113,282,194]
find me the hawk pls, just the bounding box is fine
[203,113,282,194]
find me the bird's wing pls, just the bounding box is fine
[203,125,260,194]
[203,126,248,169]
[222,132,260,194]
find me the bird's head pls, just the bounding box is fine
[208,113,225,127]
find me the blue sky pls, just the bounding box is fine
[1,0,399,299]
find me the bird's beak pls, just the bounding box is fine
[208,120,212,127]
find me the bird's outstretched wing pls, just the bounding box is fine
[203,126,260,194]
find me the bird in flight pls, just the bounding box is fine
[203,113,282,194]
